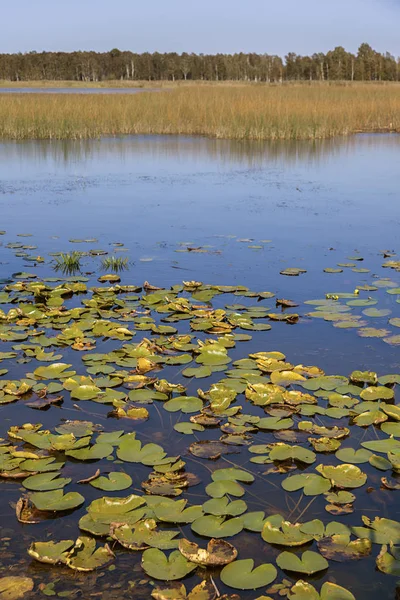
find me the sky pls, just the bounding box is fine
[3,0,400,56]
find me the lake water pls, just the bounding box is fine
[0,134,399,599]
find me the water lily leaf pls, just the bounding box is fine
[151,581,216,600]
[376,544,400,576]
[242,511,267,532]
[206,480,245,498]
[178,538,237,566]
[211,467,254,483]
[191,515,243,538]
[66,536,114,571]
[309,437,341,452]
[189,440,235,460]
[324,491,356,505]
[316,464,367,488]
[0,577,34,599]
[34,363,75,380]
[360,386,394,401]
[70,384,101,400]
[362,438,400,453]
[66,443,113,461]
[277,550,328,574]
[220,558,277,590]
[28,539,74,564]
[23,472,71,491]
[282,473,331,496]
[352,516,400,544]
[117,435,166,465]
[270,443,316,464]
[317,534,371,562]
[335,448,372,464]
[89,472,132,491]
[79,494,146,535]
[164,396,203,414]
[320,582,356,599]
[287,580,319,600]
[142,548,197,580]
[257,417,294,430]
[29,488,85,511]
[262,521,313,546]
[202,497,247,517]
[270,371,306,386]
[153,499,203,524]
[110,520,180,550]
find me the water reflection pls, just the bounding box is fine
[1,133,400,170]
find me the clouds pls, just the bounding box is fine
[2,0,399,56]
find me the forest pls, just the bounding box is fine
[0,43,399,83]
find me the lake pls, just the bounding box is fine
[0,133,399,599]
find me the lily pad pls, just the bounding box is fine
[141,548,197,580]
[220,558,277,590]
[276,550,328,574]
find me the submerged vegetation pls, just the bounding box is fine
[0,230,398,598]
[0,83,399,140]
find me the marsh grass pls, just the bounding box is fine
[101,256,129,272]
[54,252,82,274]
[0,84,399,140]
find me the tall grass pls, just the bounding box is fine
[0,84,399,140]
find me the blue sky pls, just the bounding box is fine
[3,0,400,56]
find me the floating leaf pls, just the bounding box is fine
[317,534,371,562]
[89,472,132,491]
[178,538,237,566]
[276,550,328,574]
[141,548,197,581]
[220,558,276,590]
[316,464,367,488]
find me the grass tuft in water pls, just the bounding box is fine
[101,256,129,272]
[54,252,82,275]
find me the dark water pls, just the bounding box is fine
[0,134,399,599]
[0,87,152,94]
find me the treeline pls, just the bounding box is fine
[0,44,399,83]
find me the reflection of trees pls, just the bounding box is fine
[1,134,399,170]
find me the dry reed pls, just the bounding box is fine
[0,84,399,140]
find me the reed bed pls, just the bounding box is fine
[0,84,399,140]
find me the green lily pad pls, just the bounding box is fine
[164,396,203,414]
[276,550,328,574]
[191,515,243,538]
[89,472,132,491]
[262,520,313,546]
[28,539,74,564]
[30,490,85,511]
[220,558,277,590]
[141,549,197,581]
[110,520,180,550]
[316,464,367,488]
[282,473,331,496]
[23,472,71,491]
[66,536,114,571]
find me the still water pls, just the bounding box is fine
[0,134,399,599]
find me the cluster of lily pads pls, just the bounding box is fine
[0,235,399,599]
[304,254,400,344]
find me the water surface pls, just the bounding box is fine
[0,134,399,600]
